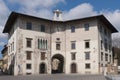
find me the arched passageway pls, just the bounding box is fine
[52,54,64,73]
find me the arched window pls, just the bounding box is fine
[40,39,42,49]
[41,39,43,49]
[38,39,42,49]
[43,40,45,49]
[71,63,77,73]
[45,40,47,49]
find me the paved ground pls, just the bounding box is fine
[106,75,120,80]
[0,74,106,80]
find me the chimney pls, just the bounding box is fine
[53,9,63,21]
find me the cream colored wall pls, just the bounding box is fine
[65,20,99,74]
[7,15,114,75]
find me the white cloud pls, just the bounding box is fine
[62,3,120,31]
[9,0,65,8]
[0,26,7,39]
[100,10,120,31]
[8,0,65,19]
[0,0,10,26]
[63,3,97,20]
[0,41,5,46]
[0,0,9,40]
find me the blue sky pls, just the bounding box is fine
[0,0,120,58]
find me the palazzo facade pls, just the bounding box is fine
[3,10,118,75]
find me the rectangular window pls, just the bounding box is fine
[85,63,91,69]
[85,40,90,48]
[11,44,12,51]
[41,52,46,60]
[104,28,107,36]
[100,26,102,32]
[26,38,32,48]
[109,55,111,62]
[26,64,31,69]
[84,23,89,31]
[26,51,32,60]
[26,22,32,30]
[71,26,75,33]
[40,25,45,32]
[71,52,76,60]
[56,43,60,50]
[38,39,40,49]
[104,39,108,51]
[101,52,103,61]
[85,52,90,60]
[71,41,76,49]
[101,40,103,50]
[105,54,108,61]
[12,42,14,51]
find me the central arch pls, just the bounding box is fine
[51,54,64,73]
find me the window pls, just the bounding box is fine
[84,23,89,31]
[104,28,107,36]
[101,40,103,50]
[100,26,102,32]
[41,52,46,60]
[71,26,75,33]
[101,64,103,67]
[40,25,45,32]
[38,39,47,50]
[26,64,31,69]
[85,40,90,48]
[71,41,76,49]
[104,39,108,51]
[26,22,32,30]
[11,44,12,52]
[56,43,60,50]
[71,53,76,60]
[26,51,32,60]
[101,52,103,61]
[109,55,111,62]
[26,38,32,48]
[56,38,60,41]
[105,54,108,61]
[12,42,14,51]
[85,52,90,60]
[85,63,90,69]
[38,39,41,49]
[109,44,111,52]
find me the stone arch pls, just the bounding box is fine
[52,54,64,73]
[71,63,77,73]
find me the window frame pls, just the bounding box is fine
[71,41,76,50]
[26,51,32,60]
[56,43,61,50]
[71,52,76,60]
[26,38,32,48]
[85,52,90,60]
[71,26,75,33]
[85,40,90,49]
[26,64,32,69]
[84,23,89,31]
[26,22,32,30]
[41,52,46,60]
[85,63,91,69]
[40,25,45,32]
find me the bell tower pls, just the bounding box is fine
[53,9,63,21]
